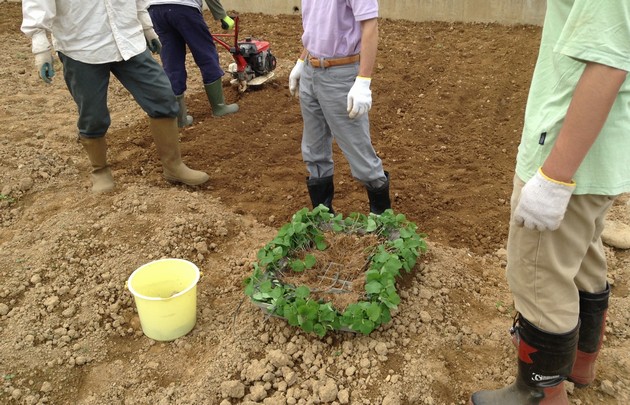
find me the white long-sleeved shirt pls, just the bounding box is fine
[21,0,153,64]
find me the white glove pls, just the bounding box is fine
[144,28,162,54]
[347,76,372,119]
[31,32,54,84]
[513,168,576,231]
[289,58,304,97]
[34,51,55,84]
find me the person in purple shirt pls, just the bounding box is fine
[289,0,391,215]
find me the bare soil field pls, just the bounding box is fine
[1,3,629,404]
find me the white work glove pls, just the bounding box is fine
[289,58,304,97]
[31,32,55,84]
[513,168,576,231]
[347,76,372,119]
[34,51,55,84]
[144,28,162,54]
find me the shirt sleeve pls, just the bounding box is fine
[555,0,630,72]
[348,0,379,21]
[136,0,153,30]
[204,0,228,21]
[21,0,56,52]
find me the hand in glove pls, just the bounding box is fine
[144,28,162,54]
[513,168,576,231]
[34,51,55,84]
[289,58,304,97]
[347,76,372,119]
[221,15,235,30]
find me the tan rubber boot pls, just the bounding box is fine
[148,117,209,186]
[78,136,115,193]
[204,78,239,117]
[175,93,193,128]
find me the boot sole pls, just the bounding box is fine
[164,175,209,186]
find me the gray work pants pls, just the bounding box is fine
[59,50,178,138]
[299,60,386,188]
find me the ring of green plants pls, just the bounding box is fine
[244,206,427,337]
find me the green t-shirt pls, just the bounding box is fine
[515,0,630,195]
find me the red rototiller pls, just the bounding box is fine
[212,15,277,92]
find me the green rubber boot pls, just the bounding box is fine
[175,93,193,128]
[204,78,239,117]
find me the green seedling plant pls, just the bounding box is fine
[244,206,427,337]
[0,194,15,204]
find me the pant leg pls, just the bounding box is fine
[574,198,614,293]
[58,52,111,138]
[300,62,335,179]
[307,62,386,188]
[110,50,178,118]
[177,8,224,84]
[148,4,189,95]
[507,174,615,333]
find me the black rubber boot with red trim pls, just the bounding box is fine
[469,314,578,405]
[569,283,610,387]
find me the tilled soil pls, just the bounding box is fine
[1,4,629,405]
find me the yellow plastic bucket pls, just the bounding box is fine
[127,258,200,341]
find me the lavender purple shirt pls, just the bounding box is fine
[301,0,378,58]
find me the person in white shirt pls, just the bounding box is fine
[21,0,209,193]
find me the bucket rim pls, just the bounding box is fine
[127,258,200,301]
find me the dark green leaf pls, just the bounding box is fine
[366,302,382,321]
[295,286,310,299]
[304,254,316,268]
[365,280,383,294]
[290,260,305,272]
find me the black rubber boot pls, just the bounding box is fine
[470,314,578,405]
[306,175,334,214]
[569,283,610,387]
[366,172,391,214]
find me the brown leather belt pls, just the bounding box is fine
[308,54,360,68]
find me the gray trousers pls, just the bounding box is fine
[59,50,178,138]
[299,60,386,189]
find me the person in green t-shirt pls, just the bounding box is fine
[471,1,630,403]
